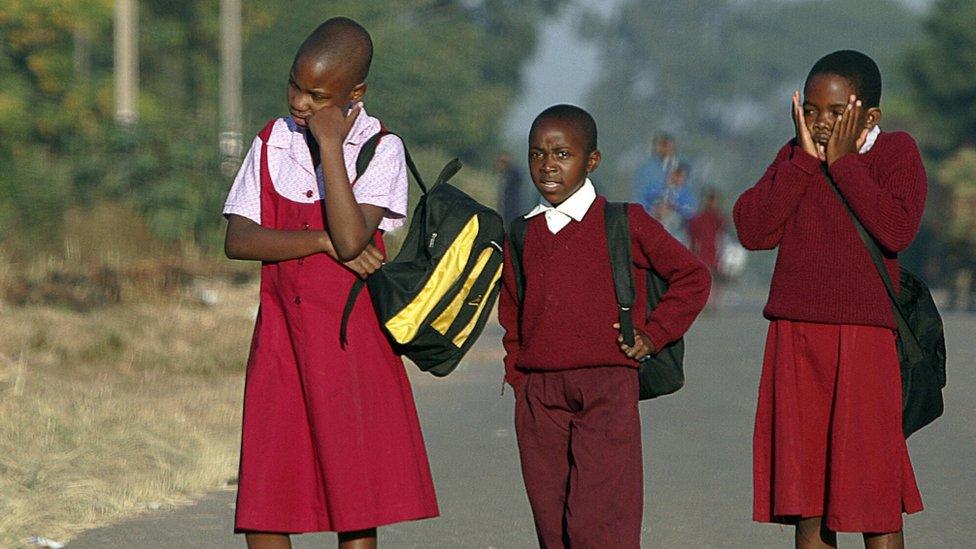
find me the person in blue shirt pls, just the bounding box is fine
[632,133,677,206]
[633,135,698,242]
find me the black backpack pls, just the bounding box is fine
[508,202,685,399]
[824,170,946,437]
[340,132,506,376]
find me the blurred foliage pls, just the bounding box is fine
[904,0,976,157]
[584,0,920,199]
[939,148,976,195]
[0,0,114,254]
[0,0,559,259]
[243,0,558,160]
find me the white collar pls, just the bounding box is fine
[859,125,881,154]
[524,178,597,222]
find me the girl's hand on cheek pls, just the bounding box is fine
[307,103,362,146]
[792,90,819,161]
[826,95,862,166]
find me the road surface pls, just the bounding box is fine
[69,308,976,548]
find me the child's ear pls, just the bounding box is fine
[350,82,367,103]
[865,107,882,129]
[586,149,602,173]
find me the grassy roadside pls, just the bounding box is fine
[0,154,502,547]
[0,280,256,547]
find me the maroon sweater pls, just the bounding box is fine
[499,196,711,389]
[733,131,927,329]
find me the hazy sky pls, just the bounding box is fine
[503,0,934,150]
[502,2,617,147]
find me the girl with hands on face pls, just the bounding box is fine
[792,75,882,167]
[736,50,927,549]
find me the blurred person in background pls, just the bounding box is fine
[496,153,525,224]
[644,161,698,244]
[632,133,677,207]
[688,187,728,312]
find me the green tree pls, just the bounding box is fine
[242,0,558,161]
[1,0,560,257]
[904,0,976,156]
[0,0,114,253]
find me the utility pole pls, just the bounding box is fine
[220,0,244,175]
[114,0,138,125]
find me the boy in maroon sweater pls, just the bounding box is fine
[498,104,710,548]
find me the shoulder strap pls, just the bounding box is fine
[604,202,637,346]
[508,215,531,302]
[822,168,923,364]
[339,279,365,347]
[257,119,276,142]
[354,131,431,195]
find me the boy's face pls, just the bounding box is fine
[528,118,601,206]
[802,73,881,147]
[287,55,365,128]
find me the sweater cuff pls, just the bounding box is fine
[789,147,823,175]
[642,322,672,356]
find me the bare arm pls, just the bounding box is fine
[224,214,332,261]
[224,214,385,278]
[308,105,387,261]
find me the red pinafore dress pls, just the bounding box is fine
[234,122,439,534]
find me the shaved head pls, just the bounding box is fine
[530,104,598,154]
[294,17,373,84]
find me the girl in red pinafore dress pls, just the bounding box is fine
[223,18,437,548]
[734,51,924,548]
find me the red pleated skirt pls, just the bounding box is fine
[753,320,923,533]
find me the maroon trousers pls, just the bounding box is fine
[515,366,643,548]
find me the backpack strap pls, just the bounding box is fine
[604,202,637,347]
[508,215,531,302]
[340,279,365,347]
[355,131,431,195]
[821,167,923,365]
[509,202,637,347]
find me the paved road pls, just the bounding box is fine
[69,309,976,548]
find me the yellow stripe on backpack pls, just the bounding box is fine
[431,246,498,339]
[384,216,479,344]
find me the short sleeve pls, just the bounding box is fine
[353,135,409,232]
[222,136,262,224]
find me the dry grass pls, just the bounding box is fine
[0,279,258,547]
[0,168,502,546]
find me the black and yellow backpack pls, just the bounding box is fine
[340,131,505,376]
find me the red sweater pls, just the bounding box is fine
[733,131,927,329]
[688,208,727,270]
[499,197,711,389]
